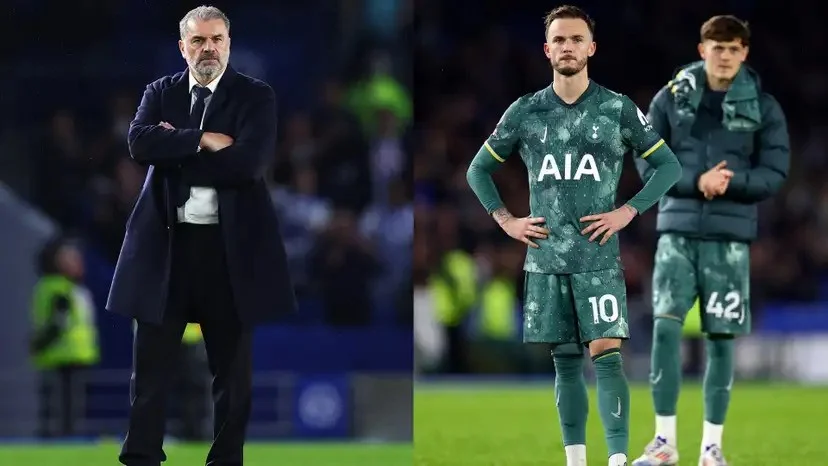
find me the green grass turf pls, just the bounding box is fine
[414,382,828,465]
[0,441,412,465]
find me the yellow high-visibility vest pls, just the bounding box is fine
[430,251,476,326]
[31,276,100,369]
[478,278,517,339]
[182,323,203,344]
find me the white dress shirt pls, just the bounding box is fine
[177,69,226,224]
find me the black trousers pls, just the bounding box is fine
[120,224,253,466]
[38,365,84,438]
[444,324,467,374]
[171,342,210,441]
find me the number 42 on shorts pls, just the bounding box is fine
[705,291,745,323]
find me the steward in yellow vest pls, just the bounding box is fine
[429,249,477,373]
[30,237,99,438]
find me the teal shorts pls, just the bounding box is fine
[523,267,630,344]
[653,234,751,335]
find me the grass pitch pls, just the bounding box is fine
[0,441,412,465]
[414,382,828,465]
[5,383,826,465]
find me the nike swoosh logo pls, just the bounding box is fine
[611,397,622,418]
[725,375,734,391]
[650,369,663,385]
[540,126,547,143]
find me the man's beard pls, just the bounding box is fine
[192,55,224,80]
[553,56,588,77]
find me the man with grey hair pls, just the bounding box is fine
[108,5,297,465]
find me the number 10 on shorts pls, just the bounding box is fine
[589,294,620,324]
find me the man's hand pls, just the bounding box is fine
[199,132,235,152]
[494,209,549,248]
[159,121,175,130]
[698,160,734,200]
[580,204,637,245]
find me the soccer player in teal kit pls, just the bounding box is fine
[631,15,789,466]
[467,5,682,466]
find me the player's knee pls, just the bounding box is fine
[653,316,683,344]
[705,335,734,359]
[552,356,584,379]
[589,342,623,377]
[707,333,734,341]
[587,338,621,358]
[552,342,583,358]
[552,343,585,379]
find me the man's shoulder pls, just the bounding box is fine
[232,71,276,100]
[758,91,783,118]
[524,86,550,105]
[146,69,275,101]
[502,87,549,120]
[147,71,187,92]
[588,83,628,113]
[592,82,624,100]
[649,85,675,110]
[507,92,537,112]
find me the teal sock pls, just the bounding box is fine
[704,337,734,424]
[651,318,683,416]
[592,349,629,456]
[553,354,588,446]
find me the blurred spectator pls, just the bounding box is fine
[312,80,374,213]
[465,236,525,374]
[34,110,89,231]
[369,109,408,205]
[31,236,99,438]
[345,50,412,135]
[272,166,333,295]
[360,177,413,307]
[311,208,381,326]
[413,207,443,370]
[422,203,478,373]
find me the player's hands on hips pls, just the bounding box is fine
[499,216,549,249]
[200,132,235,151]
[698,160,734,200]
[580,204,637,245]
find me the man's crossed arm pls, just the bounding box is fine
[127,79,277,187]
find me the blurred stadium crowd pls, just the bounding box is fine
[1,0,413,328]
[413,0,828,373]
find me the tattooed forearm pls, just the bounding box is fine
[492,207,514,226]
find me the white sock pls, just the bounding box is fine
[655,414,677,445]
[701,420,724,452]
[608,453,627,466]
[564,444,587,466]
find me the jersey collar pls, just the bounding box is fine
[548,79,596,107]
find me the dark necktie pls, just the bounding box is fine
[176,86,212,207]
[189,86,212,129]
